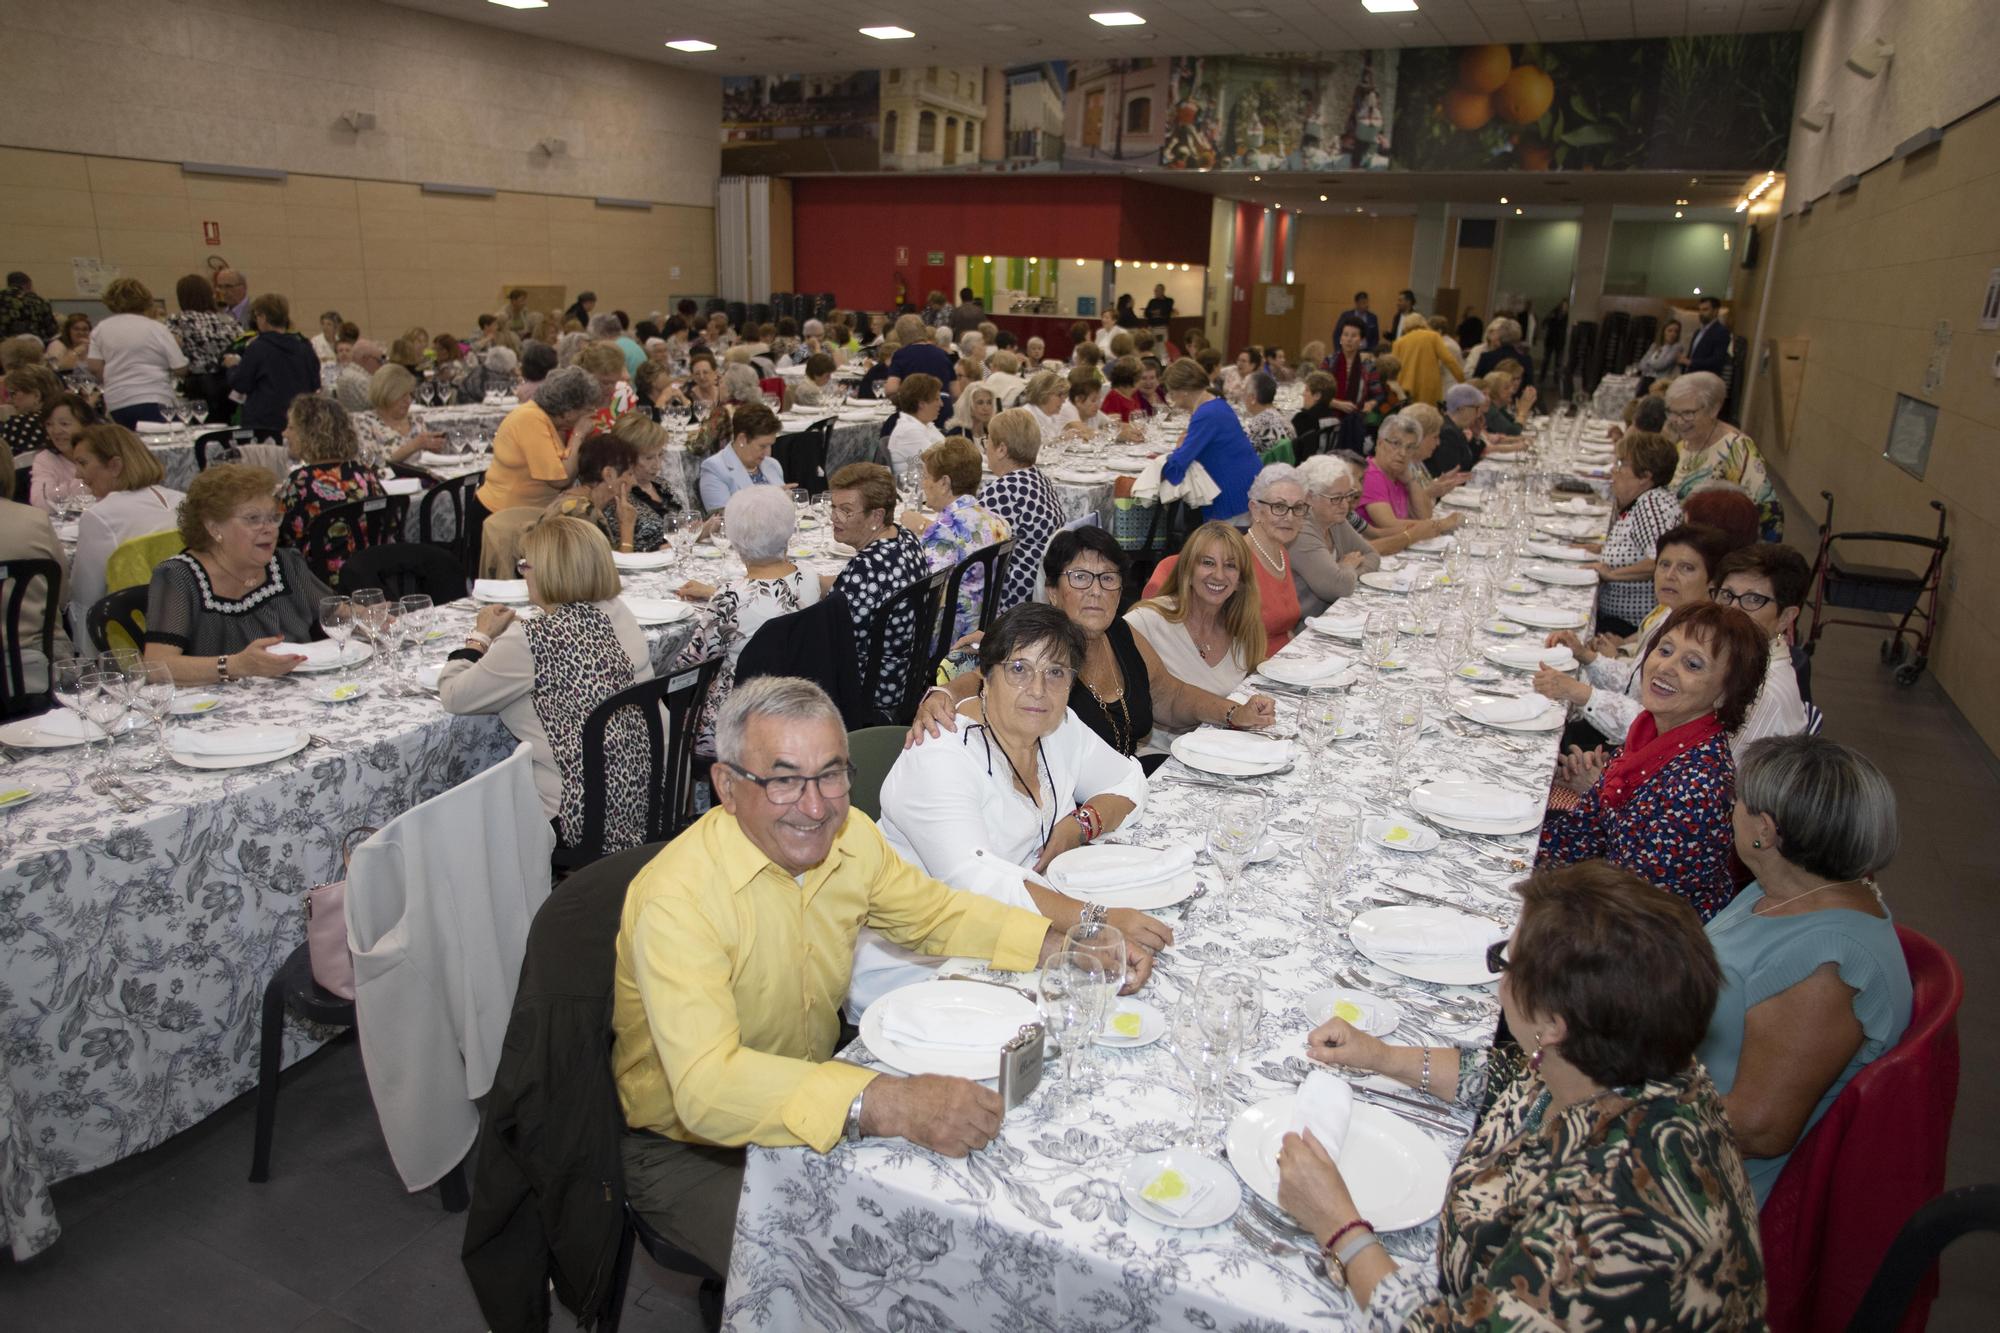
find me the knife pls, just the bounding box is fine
[1375,880,1510,924]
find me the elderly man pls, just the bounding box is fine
[563,289,597,328]
[612,676,1151,1276]
[333,338,385,412]
[590,311,644,376]
[213,268,249,324]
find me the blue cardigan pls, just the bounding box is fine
[1162,396,1260,519]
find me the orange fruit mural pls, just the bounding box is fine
[1442,88,1494,131]
[1456,45,1512,95]
[1494,66,1555,125]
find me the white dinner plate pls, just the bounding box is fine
[471,579,531,604]
[168,730,312,771]
[1524,564,1599,588]
[1449,663,1503,684]
[1168,731,1292,777]
[307,680,370,704]
[1409,779,1545,835]
[1096,997,1166,1048]
[0,782,41,812]
[1525,542,1595,563]
[1439,490,1484,509]
[170,693,225,716]
[859,979,1043,1081]
[1358,571,1421,594]
[1482,643,1577,673]
[1480,619,1528,637]
[1363,815,1440,853]
[1302,987,1404,1037]
[1257,656,1356,689]
[1046,844,1201,910]
[1350,906,1506,986]
[1494,603,1586,630]
[288,642,376,674]
[1305,615,1364,640]
[1225,1096,1452,1231]
[1408,535,1453,553]
[0,713,144,749]
[622,596,695,626]
[611,550,677,571]
[1122,1151,1239,1230]
[1449,695,1567,733]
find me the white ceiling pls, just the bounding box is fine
[1146,167,1765,212]
[386,0,1820,75]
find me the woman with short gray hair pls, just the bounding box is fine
[1291,452,1381,614]
[1666,370,1781,542]
[1696,732,1913,1204]
[477,365,601,514]
[675,484,823,750]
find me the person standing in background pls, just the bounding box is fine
[1335,291,1380,353]
[212,268,249,325]
[0,272,56,341]
[1683,297,1732,377]
[1144,284,1175,325]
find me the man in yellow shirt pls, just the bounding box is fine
[613,676,1144,1278]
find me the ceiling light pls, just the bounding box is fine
[486,0,548,8]
[1181,263,1190,271]
[1722,233,1732,251]
[1251,175,1261,182]
[1114,260,1123,268]
[1692,287,1702,295]
[859,26,915,40]
[1318,194,1328,201]
[1075,259,1086,266]
[1026,256,1037,263]
[1361,0,1420,11]
[1498,195,1509,204]
[1089,11,1147,25]
[981,255,992,263]
[1674,210,1684,218]
[664,39,716,52]
[1148,262,1158,269]
[1514,207,1523,215]
[1735,201,1750,212]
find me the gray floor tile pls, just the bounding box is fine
[325,1210,485,1333]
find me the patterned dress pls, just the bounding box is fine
[675,569,819,751]
[1365,1047,1766,1331]
[165,310,241,374]
[278,460,387,585]
[1596,485,1685,627]
[917,494,1010,645]
[978,466,1063,613]
[1537,727,1740,921]
[1244,407,1290,448]
[524,602,647,852]
[1674,429,1783,543]
[833,526,931,719]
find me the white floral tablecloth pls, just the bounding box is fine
[726,462,1607,1330]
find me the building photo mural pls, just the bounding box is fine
[1157,51,1398,172]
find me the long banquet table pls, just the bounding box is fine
[724,436,1614,1329]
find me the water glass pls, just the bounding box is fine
[1062,921,1126,1091]
[319,595,354,667]
[80,671,128,778]
[1305,802,1361,943]
[350,589,389,672]
[1361,609,1398,699]
[1205,793,1267,923]
[132,662,175,770]
[1382,689,1427,793]
[1038,950,1110,1129]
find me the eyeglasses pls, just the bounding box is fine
[1256,500,1312,518]
[1665,407,1700,420]
[1060,568,1123,591]
[1485,938,1511,975]
[232,511,282,529]
[1711,587,1775,612]
[998,658,1075,692]
[1316,489,1362,504]
[721,762,856,806]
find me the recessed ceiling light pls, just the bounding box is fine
[1499,196,1509,204]
[1361,0,1420,12]
[1318,193,1328,201]
[1674,210,1684,218]
[859,26,915,40]
[1251,174,1261,182]
[486,0,547,8]
[1090,11,1147,25]
[665,39,716,52]
[1514,207,1524,215]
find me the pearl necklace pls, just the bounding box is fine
[1709,876,1881,935]
[1245,525,1288,577]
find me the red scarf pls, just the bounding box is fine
[1331,351,1365,403]
[1598,711,1724,810]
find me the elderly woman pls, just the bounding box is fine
[942,383,998,445]
[1537,522,1734,744]
[577,342,638,433]
[27,392,97,509]
[1291,454,1383,614]
[45,312,93,374]
[1220,348,1258,403]
[552,431,642,554]
[86,278,187,429]
[143,464,337,684]
[1146,465,1305,651]
[610,412,677,550]
[1126,522,1282,744]
[68,424,189,631]
[1539,602,1768,920]
[915,525,1276,760]
[827,461,931,719]
[1667,371,1781,542]
[1387,312,1465,408]
[1589,429,1686,635]
[1242,371,1289,448]
[1,366,60,456]
[977,407,1066,613]
[0,449,70,687]
[1481,368,1535,437]
[1712,543,1812,754]
[477,365,599,517]
[1472,315,1535,384]
[895,437,1009,645]
[1159,357,1262,523]
[885,372,945,469]
[1323,324,1374,449]
[1021,368,1079,446]
[1360,413,1462,541]
[276,395,387,582]
[851,603,1167,1014]
[1701,734,1912,1203]
[353,363,447,468]
[1279,860,1763,1328]
[165,275,239,424]
[440,514,653,848]
[1099,356,1149,422]
[882,311,955,396]
[696,402,784,512]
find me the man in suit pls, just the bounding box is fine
[1335,290,1380,353]
[1682,296,1731,376]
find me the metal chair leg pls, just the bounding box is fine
[248,971,286,1182]
[438,1159,470,1212]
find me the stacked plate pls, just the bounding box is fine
[1349,904,1507,985]
[168,726,311,770]
[272,640,374,673]
[612,550,677,572]
[1306,612,1365,640]
[1225,1095,1452,1230]
[1524,541,1594,563]
[1449,693,1566,732]
[1494,602,1586,630]
[1522,564,1599,588]
[1358,570,1421,594]
[0,711,144,748]
[1439,489,1484,509]
[1409,776,1543,834]
[1484,641,1577,672]
[1045,843,1200,910]
[472,578,531,604]
[621,595,694,626]
[858,979,1042,1080]
[1168,728,1292,776]
[1258,655,1356,689]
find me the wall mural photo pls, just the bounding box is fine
[1159,52,1398,172]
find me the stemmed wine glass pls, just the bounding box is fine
[131,662,176,770]
[319,595,354,667]
[1204,792,1267,924]
[80,670,129,779]
[1062,921,1126,1093]
[1382,688,1427,795]
[1038,950,1110,1130]
[52,658,92,731]
[350,589,389,674]
[1360,609,1398,700]
[1294,692,1346,785]
[397,594,434,653]
[1305,802,1361,945]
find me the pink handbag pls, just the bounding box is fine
[306,827,376,1001]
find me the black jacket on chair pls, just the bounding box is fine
[461,843,661,1332]
[734,589,875,727]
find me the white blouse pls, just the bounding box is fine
[847,708,1148,1017]
[886,413,944,470]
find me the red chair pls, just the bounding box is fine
[1759,925,1963,1333]
[758,376,786,402]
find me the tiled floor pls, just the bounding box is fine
[4,497,1997,1329]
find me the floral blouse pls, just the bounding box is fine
[1673,429,1782,543]
[1244,406,1290,447]
[917,494,1009,644]
[354,412,424,468]
[165,310,242,374]
[675,568,819,751]
[278,460,387,584]
[1365,1047,1766,1331]
[1536,728,1740,921]
[1597,486,1685,626]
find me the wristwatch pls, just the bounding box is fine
[842,1088,867,1144]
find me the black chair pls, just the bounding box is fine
[1125,500,1197,602]
[734,590,872,727]
[1847,1184,2000,1331]
[193,426,255,472]
[86,585,150,654]
[772,417,833,493]
[339,542,467,604]
[0,558,61,720]
[554,654,724,871]
[302,493,410,586]
[606,1203,724,1333]
[945,538,1014,636]
[856,565,954,727]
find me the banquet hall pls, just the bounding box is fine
[2,0,1998,1329]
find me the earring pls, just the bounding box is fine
[1752,839,1763,848]
[1529,1035,1547,1073]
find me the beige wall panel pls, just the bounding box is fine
[0,147,90,188]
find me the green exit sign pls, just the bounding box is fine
[928,251,946,266]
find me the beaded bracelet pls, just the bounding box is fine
[1420,1047,1432,1097]
[1322,1217,1372,1255]
[1073,801,1102,843]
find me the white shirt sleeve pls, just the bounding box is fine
[1731,639,1808,759]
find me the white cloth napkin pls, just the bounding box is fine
[1051,845,1197,891]
[136,421,180,435]
[173,726,301,757]
[380,476,422,496]
[269,640,347,667]
[1179,729,1290,766]
[1416,781,1539,822]
[612,550,676,570]
[1309,612,1365,636]
[413,451,463,468]
[1370,915,1508,959]
[472,579,529,602]
[1459,694,1552,725]
[32,711,105,741]
[1288,1071,1354,1157]
[1490,643,1576,670]
[877,1002,1028,1051]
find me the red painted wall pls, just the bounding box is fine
[791,176,1212,312]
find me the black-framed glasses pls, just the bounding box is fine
[1256,500,1312,518]
[1060,568,1123,591]
[1485,938,1511,975]
[1711,587,1775,612]
[721,762,856,806]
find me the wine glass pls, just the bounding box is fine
[1305,802,1361,945]
[350,589,389,670]
[1295,692,1345,784]
[1204,792,1267,924]
[1361,609,1398,699]
[396,594,434,653]
[1062,921,1126,1093]
[190,399,209,424]
[80,670,129,779]
[52,657,92,726]
[1038,950,1110,1129]
[131,661,175,771]
[1382,688,1427,794]
[319,595,354,667]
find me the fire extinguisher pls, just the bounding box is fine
[893,270,909,309]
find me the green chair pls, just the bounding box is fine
[846,725,908,822]
[1258,438,1296,466]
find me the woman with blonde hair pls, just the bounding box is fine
[440,514,653,845]
[1020,368,1077,445]
[68,423,188,631]
[611,411,678,549]
[1388,311,1464,407]
[1473,315,1535,384]
[1126,522,1274,734]
[277,395,386,582]
[86,278,188,428]
[352,363,445,467]
[943,383,999,444]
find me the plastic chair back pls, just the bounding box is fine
[340,542,467,604]
[555,655,723,871]
[1760,925,1963,1333]
[0,558,61,719]
[104,528,186,594]
[845,726,907,822]
[87,585,150,654]
[858,565,954,727]
[303,493,409,586]
[945,538,1014,635]
[1847,1184,2000,1332]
